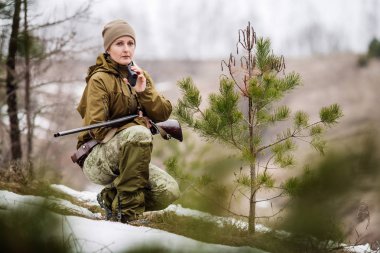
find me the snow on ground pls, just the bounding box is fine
[0,185,378,253]
[64,216,259,253]
[51,184,99,206]
[0,189,101,219]
[162,203,272,233]
[0,188,265,253]
[345,244,379,253]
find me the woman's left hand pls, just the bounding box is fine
[129,65,146,92]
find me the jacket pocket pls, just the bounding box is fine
[109,90,131,116]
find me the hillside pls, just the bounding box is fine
[14,53,379,250]
[0,183,376,253]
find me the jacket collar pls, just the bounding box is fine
[86,53,129,82]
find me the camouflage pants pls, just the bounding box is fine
[83,125,180,220]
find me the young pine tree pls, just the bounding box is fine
[175,22,343,234]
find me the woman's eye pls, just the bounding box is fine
[128,41,135,47]
[116,42,124,46]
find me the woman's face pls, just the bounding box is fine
[107,36,135,65]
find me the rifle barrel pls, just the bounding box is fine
[53,114,138,137]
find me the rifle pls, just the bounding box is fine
[53,114,183,142]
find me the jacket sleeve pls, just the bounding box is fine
[82,74,110,141]
[136,71,172,122]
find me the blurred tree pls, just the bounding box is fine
[175,22,343,234]
[0,205,70,253]
[368,38,380,58]
[357,37,380,67]
[0,0,91,166]
[5,0,22,160]
[23,0,32,161]
[281,134,380,250]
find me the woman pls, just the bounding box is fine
[75,20,180,223]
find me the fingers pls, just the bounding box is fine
[130,65,142,75]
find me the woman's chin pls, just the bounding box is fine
[116,58,131,66]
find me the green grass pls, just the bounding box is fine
[144,211,323,253]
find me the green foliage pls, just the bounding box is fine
[272,139,295,168]
[149,210,324,253]
[256,37,271,72]
[177,77,202,108]
[175,78,202,127]
[0,206,70,253]
[358,37,380,67]
[209,78,242,123]
[368,37,380,58]
[248,72,301,110]
[175,22,342,233]
[311,137,327,155]
[17,32,45,58]
[319,103,343,125]
[257,172,274,188]
[293,111,309,129]
[310,125,323,136]
[153,130,241,216]
[280,135,380,244]
[235,173,251,188]
[282,177,299,196]
[279,72,301,92]
[259,106,290,125]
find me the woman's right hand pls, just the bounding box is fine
[129,65,146,92]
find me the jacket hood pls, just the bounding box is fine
[85,53,120,83]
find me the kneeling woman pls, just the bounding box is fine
[75,20,180,223]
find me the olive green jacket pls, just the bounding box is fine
[76,53,172,148]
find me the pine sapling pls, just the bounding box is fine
[175,22,343,234]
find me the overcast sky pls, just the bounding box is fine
[33,0,380,60]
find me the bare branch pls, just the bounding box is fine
[28,2,91,31]
[254,191,286,203]
[256,202,288,220]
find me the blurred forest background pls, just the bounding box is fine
[1,0,380,248]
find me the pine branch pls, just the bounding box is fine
[263,154,276,175]
[255,203,288,220]
[254,191,286,203]
[257,130,295,153]
[228,184,240,210]
[257,121,323,153]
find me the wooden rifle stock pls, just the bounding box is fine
[153,119,183,142]
[53,115,183,142]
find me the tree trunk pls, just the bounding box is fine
[248,98,256,234]
[6,0,22,160]
[23,0,32,161]
[249,160,256,233]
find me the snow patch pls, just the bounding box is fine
[345,244,379,253]
[50,184,99,206]
[2,185,376,253]
[0,190,101,219]
[162,204,271,233]
[0,189,265,253]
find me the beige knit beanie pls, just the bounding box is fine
[102,20,136,51]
